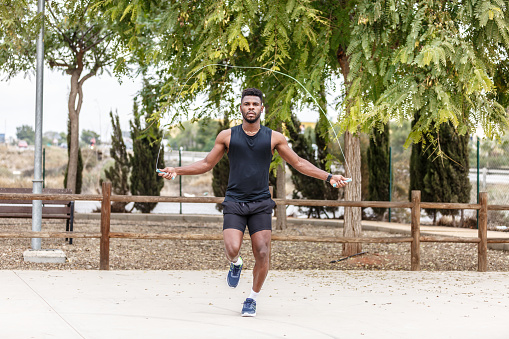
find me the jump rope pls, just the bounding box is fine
[154,64,352,187]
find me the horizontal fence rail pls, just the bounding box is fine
[1,182,508,271]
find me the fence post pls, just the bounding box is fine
[100,182,111,270]
[411,190,421,271]
[478,192,488,272]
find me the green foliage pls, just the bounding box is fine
[367,123,390,218]
[410,119,471,221]
[16,125,35,144]
[0,0,130,79]
[81,129,100,145]
[129,84,165,213]
[212,115,231,211]
[348,0,509,146]
[104,110,130,212]
[104,0,331,142]
[64,119,83,194]
[315,98,340,217]
[167,118,219,151]
[286,113,328,218]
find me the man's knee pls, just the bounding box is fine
[253,244,270,262]
[223,229,244,260]
[225,244,241,260]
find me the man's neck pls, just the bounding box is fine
[242,121,261,132]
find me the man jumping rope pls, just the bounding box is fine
[158,88,349,317]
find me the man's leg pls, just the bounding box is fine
[223,229,244,262]
[250,230,271,293]
[223,228,245,288]
[239,229,271,317]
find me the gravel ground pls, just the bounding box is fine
[1,218,509,271]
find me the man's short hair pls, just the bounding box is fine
[241,88,264,104]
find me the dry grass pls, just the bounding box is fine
[0,144,107,193]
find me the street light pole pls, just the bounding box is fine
[31,0,45,250]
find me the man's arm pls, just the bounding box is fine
[273,131,349,188]
[158,129,229,180]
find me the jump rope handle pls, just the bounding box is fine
[156,168,175,180]
[332,178,352,188]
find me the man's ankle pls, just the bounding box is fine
[232,256,243,266]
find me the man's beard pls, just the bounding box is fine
[243,111,261,123]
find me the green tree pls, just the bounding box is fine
[319,0,363,255]
[0,0,130,194]
[315,107,339,218]
[107,0,362,253]
[167,118,219,152]
[129,82,165,213]
[104,110,130,212]
[367,123,390,219]
[287,113,326,218]
[16,125,35,144]
[81,129,100,145]
[410,122,471,224]
[347,0,509,148]
[212,115,231,211]
[196,118,220,151]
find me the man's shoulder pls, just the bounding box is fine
[270,129,284,140]
[216,128,232,142]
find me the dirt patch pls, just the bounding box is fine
[1,218,509,271]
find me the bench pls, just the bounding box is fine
[0,188,75,244]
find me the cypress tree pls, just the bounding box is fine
[410,118,471,224]
[104,110,130,212]
[287,113,325,218]
[315,113,339,218]
[367,123,390,219]
[212,115,230,211]
[129,89,165,213]
[64,118,83,194]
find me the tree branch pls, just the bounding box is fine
[48,59,71,68]
[46,5,77,53]
[83,32,115,53]
[80,24,97,45]
[78,62,100,87]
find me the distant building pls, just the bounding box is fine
[300,121,316,131]
[0,133,5,143]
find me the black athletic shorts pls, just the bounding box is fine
[222,199,276,236]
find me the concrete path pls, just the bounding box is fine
[1,270,508,339]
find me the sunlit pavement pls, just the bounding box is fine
[1,270,508,339]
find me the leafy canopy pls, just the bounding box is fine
[347,0,509,147]
[101,0,332,131]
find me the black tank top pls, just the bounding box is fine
[224,124,273,202]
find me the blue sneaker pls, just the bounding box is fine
[226,257,243,288]
[241,298,256,317]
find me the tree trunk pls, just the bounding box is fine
[343,131,362,255]
[66,67,82,193]
[65,50,94,194]
[337,45,362,256]
[275,160,286,230]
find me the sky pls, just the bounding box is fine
[1,67,327,143]
[1,67,142,142]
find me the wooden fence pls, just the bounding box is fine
[1,182,509,271]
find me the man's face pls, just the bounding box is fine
[240,96,263,123]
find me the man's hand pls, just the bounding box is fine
[330,175,350,188]
[157,167,177,180]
